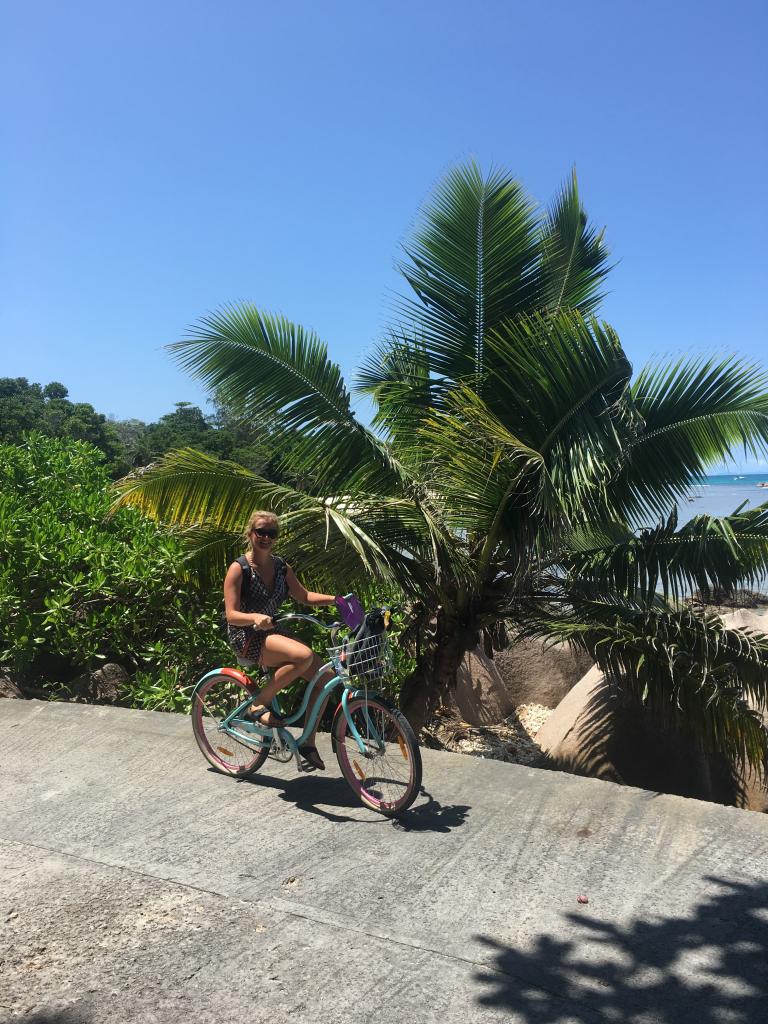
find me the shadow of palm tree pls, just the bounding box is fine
[542,677,748,806]
[474,876,768,1023]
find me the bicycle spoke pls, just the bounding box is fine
[338,700,417,811]
[193,676,268,775]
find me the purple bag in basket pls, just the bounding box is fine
[335,593,364,632]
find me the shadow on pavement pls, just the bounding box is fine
[12,1010,89,1024]
[391,788,470,832]
[473,875,768,1023]
[237,770,471,831]
[238,770,366,822]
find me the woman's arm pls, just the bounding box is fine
[223,562,275,629]
[285,566,335,607]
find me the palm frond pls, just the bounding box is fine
[415,385,549,543]
[112,448,465,594]
[612,356,768,518]
[394,161,541,383]
[521,593,768,772]
[363,165,613,447]
[481,311,638,517]
[536,168,612,314]
[355,334,436,444]
[408,304,644,564]
[562,504,768,603]
[168,305,404,494]
[113,447,283,531]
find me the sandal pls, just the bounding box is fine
[299,744,325,771]
[243,705,285,728]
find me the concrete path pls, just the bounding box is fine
[1,700,766,1024]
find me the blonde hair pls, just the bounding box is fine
[243,510,280,550]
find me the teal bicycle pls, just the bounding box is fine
[191,608,422,816]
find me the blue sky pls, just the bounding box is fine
[1,1,766,466]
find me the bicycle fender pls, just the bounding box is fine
[219,666,253,686]
[191,666,258,701]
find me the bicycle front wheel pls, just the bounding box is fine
[192,673,269,778]
[334,695,422,815]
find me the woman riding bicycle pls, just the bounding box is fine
[223,510,335,770]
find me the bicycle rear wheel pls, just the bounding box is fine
[192,673,269,778]
[333,695,422,815]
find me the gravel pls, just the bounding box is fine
[421,702,554,767]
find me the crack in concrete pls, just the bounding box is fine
[0,832,577,1007]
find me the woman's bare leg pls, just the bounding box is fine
[253,639,333,767]
[303,652,334,745]
[252,634,314,719]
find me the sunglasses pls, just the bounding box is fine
[252,528,278,539]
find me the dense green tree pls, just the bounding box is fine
[109,417,151,471]
[0,377,277,478]
[206,392,278,473]
[0,377,123,470]
[114,163,768,772]
[142,402,212,456]
[0,378,50,438]
[111,400,276,474]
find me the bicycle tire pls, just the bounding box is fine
[333,695,422,815]
[192,673,270,778]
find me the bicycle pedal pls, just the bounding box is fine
[298,760,318,773]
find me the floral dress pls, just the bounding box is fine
[228,555,289,663]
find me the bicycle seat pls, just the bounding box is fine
[235,655,260,669]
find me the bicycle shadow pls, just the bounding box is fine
[238,770,372,823]
[391,787,471,832]
[234,770,470,831]
[11,1011,89,1024]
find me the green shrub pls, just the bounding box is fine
[0,435,415,713]
[0,434,231,708]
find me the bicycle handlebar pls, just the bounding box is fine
[271,611,339,630]
[273,604,400,629]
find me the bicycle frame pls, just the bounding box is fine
[192,612,385,768]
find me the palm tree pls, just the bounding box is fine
[115,163,768,772]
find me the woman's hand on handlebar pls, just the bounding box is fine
[251,613,276,631]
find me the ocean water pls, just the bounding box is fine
[678,473,768,522]
[665,473,768,593]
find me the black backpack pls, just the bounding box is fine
[344,608,387,679]
[235,555,253,606]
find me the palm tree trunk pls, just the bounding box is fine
[399,607,475,732]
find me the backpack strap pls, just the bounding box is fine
[236,555,252,607]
